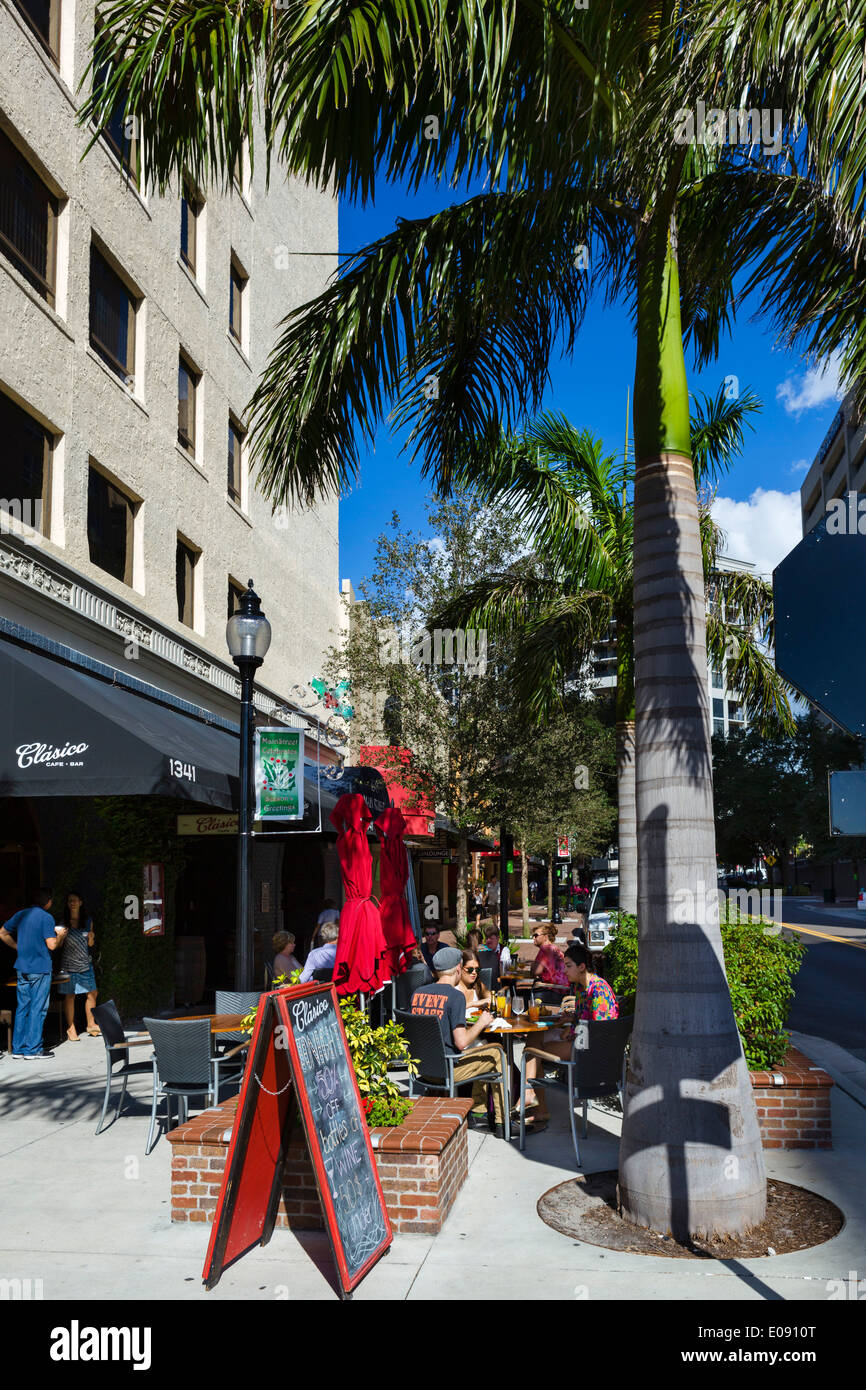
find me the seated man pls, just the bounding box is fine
[483,926,512,969]
[410,946,507,1135]
[299,921,339,982]
[419,923,441,973]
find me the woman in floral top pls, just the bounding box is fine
[522,942,619,1128]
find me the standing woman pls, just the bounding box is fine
[58,892,98,1040]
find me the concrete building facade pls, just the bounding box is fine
[0,0,344,1001]
[799,384,866,536]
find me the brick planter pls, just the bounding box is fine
[167,1096,472,1235]
[750,1047,833,1149]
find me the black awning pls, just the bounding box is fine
[0,638,239,808]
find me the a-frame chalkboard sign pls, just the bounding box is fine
[202,983,392,1299]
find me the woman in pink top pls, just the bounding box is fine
[530,924,569,991]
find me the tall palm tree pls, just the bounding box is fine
[82,1,866,1237]
[436,387,795,918]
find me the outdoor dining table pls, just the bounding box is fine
[473,1011,566,1112]
[105,1013,248,1050]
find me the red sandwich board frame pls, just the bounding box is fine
[202,983,392,1298]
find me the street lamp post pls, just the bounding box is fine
[226,580,271,991]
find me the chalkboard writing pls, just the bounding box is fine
[280,988,390,1285]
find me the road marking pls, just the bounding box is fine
[784,924,866,950]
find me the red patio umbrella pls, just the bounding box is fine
[330,792,391,997]
[374,806,418,976]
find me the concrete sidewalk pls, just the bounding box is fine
[1,1034,864,1302]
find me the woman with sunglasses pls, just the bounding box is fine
[456,950,493,1008]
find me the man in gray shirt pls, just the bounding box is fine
[299,920,339,982]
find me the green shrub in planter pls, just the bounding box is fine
[605,911,805,1071]
[362,1095,415,1127]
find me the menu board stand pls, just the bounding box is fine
[203,983,392,1299]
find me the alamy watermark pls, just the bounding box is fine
[673,101,783,156]
[378,627,487,676]
[674,879,783,932]
[825,491,866,534]
[1,499,43,546]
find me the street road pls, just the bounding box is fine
[778,897,866,1055]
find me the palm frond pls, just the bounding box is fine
[249,188,594,506]
[689,383,762,486]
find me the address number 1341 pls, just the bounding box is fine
[169,759,196,782]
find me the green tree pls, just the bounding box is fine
[332,495,533,928]
[85,0,866,1238]
[713,714,865,884]
[437,392,793,917]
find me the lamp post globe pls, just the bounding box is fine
[227,580,271,991]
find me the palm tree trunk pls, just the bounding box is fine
[520,838,530,933]
[456,830,469,932]
[615,616,637,915]
[618,215,766,1239]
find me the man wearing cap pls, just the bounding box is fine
[409,946,507,1134]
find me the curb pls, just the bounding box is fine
[790,1030,866,1110]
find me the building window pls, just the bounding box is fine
[180,179,202,275]
[712,697,724,720]
[0,388,51,536]
[176,537,197,627]
[87,465,134,584]
[227,417,244,504]
[90,244,136,383]
[12,0,60,64]
[177,354,199,454]
[710,666,723,688]
[93,19,139,181]
[227,577,245,618]
[713,719,726,738]
[229,255,247,346]
[728,702,743,724]
[0,128,58,307]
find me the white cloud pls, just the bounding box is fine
[711,489,803,577]
[776,352,844,417]
[788,458,809,476]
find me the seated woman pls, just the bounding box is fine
[522,942,619,1128]
[456,950,493,1009]
[272,930,301,980]
[530,923,570,998]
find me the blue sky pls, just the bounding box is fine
[337,181,844,590]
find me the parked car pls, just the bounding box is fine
[585,877,620,953]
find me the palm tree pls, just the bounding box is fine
[81,1,866,1237]
[435,387,796,919]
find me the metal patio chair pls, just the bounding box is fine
[212,990,259,1099]
[519,1014,633,1166]
[93,1000,154,1135]
[395,1009,510,1140]
[142,1017,217,1155]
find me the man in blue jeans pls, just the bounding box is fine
[0,888,66,1059]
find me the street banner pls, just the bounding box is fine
[255,728,304,820]
[557,835,571,858]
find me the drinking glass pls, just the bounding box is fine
[512,995,525,1020]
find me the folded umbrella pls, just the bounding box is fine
[330,793,391,997]
[374,806,418,976]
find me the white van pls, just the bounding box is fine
[585,877,620,952]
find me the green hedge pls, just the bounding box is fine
[90,798,184,1018]
[605,912,805,1070]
